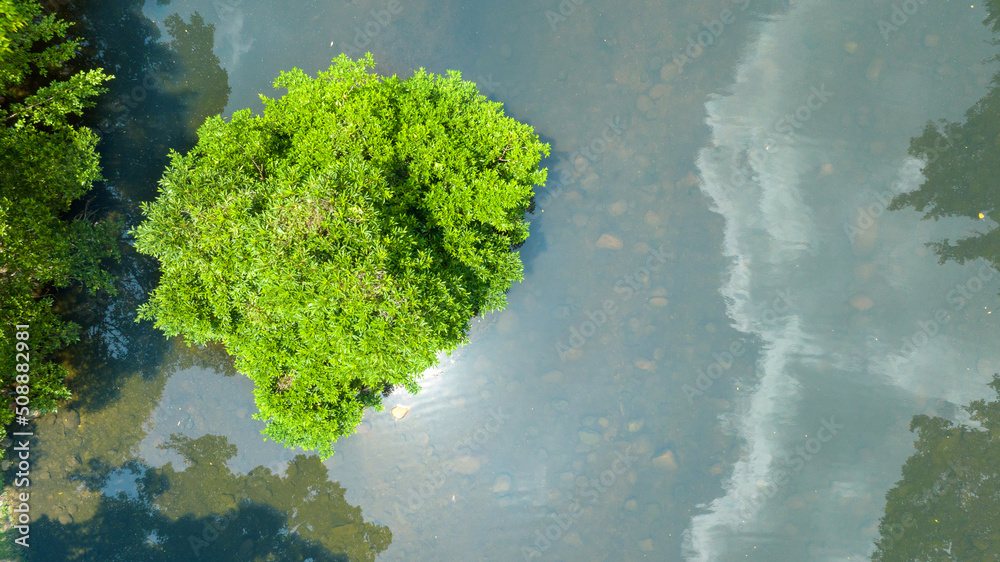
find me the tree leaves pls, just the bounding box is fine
[0,0,120,431]
[136,54,549,457]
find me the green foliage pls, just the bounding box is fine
[872,376,1000,561]
[0,0,27,54]
[0,0,118,431]
[136,54,548,457]
[0,0,75,91]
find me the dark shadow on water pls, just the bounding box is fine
[43,0,234,415]
[73,0,232,204]
[29,502,349,561]
[517,223,548,277]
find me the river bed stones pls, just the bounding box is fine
[495,310,519,334]
[562,531,583,546]
[596,233,623,250]
[648,83,671,100]
[867,58,885,83]
[660,62,679,81]
[541,370,563,383]
[854,262,877,281]
[849,294,873,311]
[785,495,806,510]
[648,296,669,307]
[578,428,602,446]
[633,358,655,371]
[451,456,481,475]
[60,409,81,429]
[390,406,410,420]
[492,473,512,494]
[651,448,678,470]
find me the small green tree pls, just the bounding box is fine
[135,54,548,457]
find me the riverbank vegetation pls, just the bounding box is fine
[135,54,548,457]
[0,0,118,453]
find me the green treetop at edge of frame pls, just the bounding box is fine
[134,54,550,458]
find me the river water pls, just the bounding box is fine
[20,0,1000,560]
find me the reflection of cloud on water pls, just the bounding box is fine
[216,10,254,70]
[682,0,999,560]
[136,365,293,477]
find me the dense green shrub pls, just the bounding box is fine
[0,0,117,432]
[135,54,548,456]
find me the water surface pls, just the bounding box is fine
[20,0,1000,560]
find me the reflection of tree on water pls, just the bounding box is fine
[31,434,391,561]
[872,376,1000,560]
[52,0,233,412]
[889,0,1000,269]
[19,337,252,553]
[876,2,1000,559]
[74,0,231,202]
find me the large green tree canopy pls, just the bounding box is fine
[135,54,548,457]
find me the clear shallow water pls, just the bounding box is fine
[686,1,1000,559]
[20,0,1000,560]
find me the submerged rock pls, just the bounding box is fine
[651,448,678,470]
[596,233,623,250]
[578,428,602,446]
[633,358,655,371]
[849,294,873,311]
[541,370,564,383]
[451,456,481,475]
[492,473,512,493]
